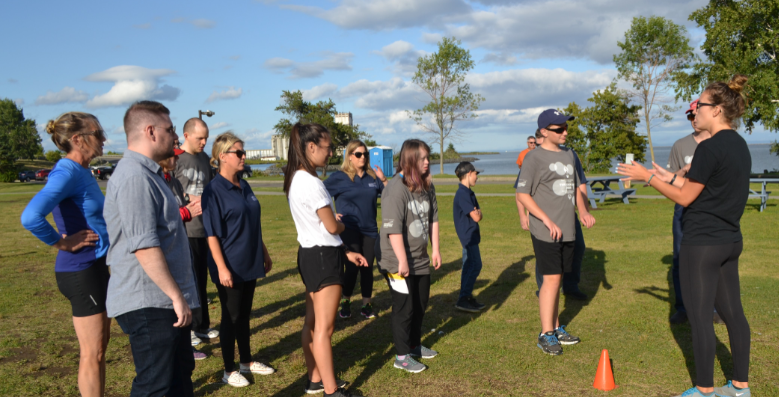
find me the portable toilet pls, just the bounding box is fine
[368,146,394,177]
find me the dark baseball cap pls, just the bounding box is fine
[537,109,575,129]
[455,161,483,178]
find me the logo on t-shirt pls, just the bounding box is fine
[548,161,576,206]
[684,155,693,164]
[408,199,430,240]
[182,168,207,196]
[517,180,527,188]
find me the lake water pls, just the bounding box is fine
[440,144,779,175]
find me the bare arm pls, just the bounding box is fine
[469,208,482,222]
[316,206,345,235]
[517,193,562,240]
[430,222,441,270]
[134,247,191,327]
[515,193,530,230]
[388,234,409,276]
[618,161,704,207]
[576,185,595,228]
[207,237,233,288]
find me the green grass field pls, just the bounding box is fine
[0,188,776,396]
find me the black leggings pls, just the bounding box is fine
[215,279,257,372]
[340,228,376,299]
[386,274,430,355]
[680,241,750,387]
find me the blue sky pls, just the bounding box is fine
[2,0,777,155]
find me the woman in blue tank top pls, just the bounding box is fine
[21,112,111,397]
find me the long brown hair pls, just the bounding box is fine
[341,140,377,182]
[396,139,431,193]
[704,74,748,129]
[283,123,331,197]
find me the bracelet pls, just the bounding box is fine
[647,174,655,185]
[669,174,677,185]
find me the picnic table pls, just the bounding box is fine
[585,176,636,209]
[749,178,779,212]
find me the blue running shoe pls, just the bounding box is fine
[537,332,562,355]
[554,325,580,345]
[714,381,750,397]
[674,387,715,397]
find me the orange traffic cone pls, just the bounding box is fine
[593,349,616,391]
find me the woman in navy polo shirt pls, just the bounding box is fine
[21,112,110,397]
[324,140,388,319]
[202,132,275,388]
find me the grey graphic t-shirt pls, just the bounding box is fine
[378,175,438,275]
[668,133,699,173]
[516,147,581,242]
[175,151,212,238]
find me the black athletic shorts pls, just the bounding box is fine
[531,235,575,276]
[297,245,345,293]
[55,257,109,317]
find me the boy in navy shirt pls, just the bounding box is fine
[453,162,485,312]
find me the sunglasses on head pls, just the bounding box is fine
[545,125,567,134]
[225,149,246,158]
[351,151,367,159]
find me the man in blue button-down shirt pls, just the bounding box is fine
[104,100,199,397]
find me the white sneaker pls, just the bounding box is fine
[190,331,201,347]
[194,328,220,339]
[222,371,250,387]
[239,361,275,375]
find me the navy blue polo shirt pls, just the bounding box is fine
[323,170,384,238]
[202,174,266,283]
[453,184,480,247]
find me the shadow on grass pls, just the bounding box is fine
[632,254,733,386]
[558,248,611,326]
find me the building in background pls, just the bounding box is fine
[271,134,289,160]
[335,112,353,127]
[245,149,276,161]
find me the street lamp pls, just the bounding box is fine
[198,110,215,119]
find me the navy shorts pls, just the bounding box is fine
[55,257,109,317]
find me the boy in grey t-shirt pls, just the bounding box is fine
[517,109,595,356]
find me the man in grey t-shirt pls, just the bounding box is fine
[105,101,198,396]
[174,118,217,341]
[667,100,714,325]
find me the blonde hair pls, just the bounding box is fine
[210,131,244,169]
[45,112,100,153]
[341,140,377,182]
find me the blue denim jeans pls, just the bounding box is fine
[536,220,585,293]
[116,308,195,397]
[672,203,686,313]
[459,244,483,300]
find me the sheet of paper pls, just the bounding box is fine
[386,274,409,294]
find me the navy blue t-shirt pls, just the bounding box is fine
[202,174,266,283]
[453,184,480,247]
[323,170,384,238]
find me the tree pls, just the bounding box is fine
[408,37,484,174]
[561,83,646,173]
[45,150,63,163]
[614,16,696,163]
[273,90,370,147]
[0,99,43,179]
[677,0,779,133]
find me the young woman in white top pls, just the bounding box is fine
[283,123,368,397]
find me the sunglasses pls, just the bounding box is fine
[546,126,567,134]
[686,113,695,121]
[73,130,105,141]
[697,101,716,109]
[225,150,246,158]
[351,151,367,158]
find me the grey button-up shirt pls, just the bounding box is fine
[104,150,199,318]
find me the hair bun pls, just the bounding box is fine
[45,120,57,135]
[727,74,748,94]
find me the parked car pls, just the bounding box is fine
[18,170,36,182]
[242,165,252,179]
[91,165,114,180]
[35,169,51,181]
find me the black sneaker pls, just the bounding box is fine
[554,325,580,345]
[455,297,482,313]
[563,290,588,301]
[339,299,351,319]
[306,379,348,394]
[360,303,376,319]
[537,332,563,356]
[324,387,362,397]
[669,311,688,325]
[468,297,486,310]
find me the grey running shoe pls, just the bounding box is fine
[455,297,482,313]
[305,378,348,394]
[554,325,580,345]
[190,331,202,347]
[410,345,438,359]
[537,332,563,356]
[714,381,750,397]
[394,355,426,373]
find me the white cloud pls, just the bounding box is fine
[14,98,24,106]
[242,128,277,149]
[133,22,151,29]
[373,41,427,76]
[206,86,243,103]
[303,83,338,101]
[210,122,231,129]
[111,126,125,134]
[263,52,353,79]
[34,87,89,105]
[84,65,180,108]
[282,0,471,30]
[481,52,518,66]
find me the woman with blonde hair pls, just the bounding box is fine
[324,140,387,319]
[21,112,110,397]
[201,132,275,387]
[619,75,753,397]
